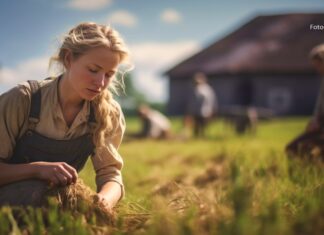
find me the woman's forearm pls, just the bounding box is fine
[0,162,37,186]
[0,161,78,187]
[97,181,122,208]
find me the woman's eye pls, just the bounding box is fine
[89,68,98,73]
[105,73,114,79]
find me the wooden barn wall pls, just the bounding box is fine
[251,75,320,115]
[167,75,320,116]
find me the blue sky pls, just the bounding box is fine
[0,0,324,102]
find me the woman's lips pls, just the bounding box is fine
[87,88,100,94]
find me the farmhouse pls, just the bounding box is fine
[164,13,324,116]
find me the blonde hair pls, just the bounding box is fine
[50,22,130,149]
[310,44,324,62]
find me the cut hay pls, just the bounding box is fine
[0,179,115,226]
[48,179,116,226]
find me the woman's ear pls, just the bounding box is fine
[63,49,73,69]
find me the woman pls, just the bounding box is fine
[0,22,130,209]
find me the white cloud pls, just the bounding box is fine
[68,0,112,11]
[0,57,50,94]
[161,9,182,24]
[107,10,138,28]
[129,41,200,102]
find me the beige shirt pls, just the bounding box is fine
[0,78,125,196]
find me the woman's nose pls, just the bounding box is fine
[94,73,106,87]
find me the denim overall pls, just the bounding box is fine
[0,80,96,206]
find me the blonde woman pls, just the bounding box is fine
[0,22,130,209]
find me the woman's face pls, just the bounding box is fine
[65,46,120,101]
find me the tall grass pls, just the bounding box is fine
[1,117,323,234]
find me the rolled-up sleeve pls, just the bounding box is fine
[0,84,30,161]
[91,101,126,198]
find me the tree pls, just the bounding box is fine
[114,73,146,115]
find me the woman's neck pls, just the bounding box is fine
[58,74,84,127]
[59,73,84,110]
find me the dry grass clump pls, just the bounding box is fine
[48,178,116,226]
[115,202,151,233]
[0,179,116,229]
[0,179,121,234]
[148,157,233,234]
[55,179,153,233]
[148,180,232,235]
[194,164,228,187]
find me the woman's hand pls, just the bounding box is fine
[95,193,112,211]
[31,162,78,187]
[96,181,122,210]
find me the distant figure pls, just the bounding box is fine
[187,72,217,138]
[231,107,258,135]
[306,44,324,132]
[286,44,324,160]
[137,105,171,139]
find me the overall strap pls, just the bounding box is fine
[89,103,96,123]
[27,80,41,130]
[28,79,96,127]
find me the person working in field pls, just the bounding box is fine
[186,72,217,138]
[136,104,171,139]
[286,44,324,159]
[0,22,130,209]
[306,44,324,132]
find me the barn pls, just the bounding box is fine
[164,13,324,116]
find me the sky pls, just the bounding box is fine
[0,0,324,102]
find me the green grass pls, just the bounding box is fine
[1,117,324,234]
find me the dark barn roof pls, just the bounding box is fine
[165,13,324,77]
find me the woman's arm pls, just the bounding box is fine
[0,162,37,186]
[0,161,78,186]
[97,181,122,209]
[92,101,126,208]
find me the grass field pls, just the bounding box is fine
[1,117,323,234]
